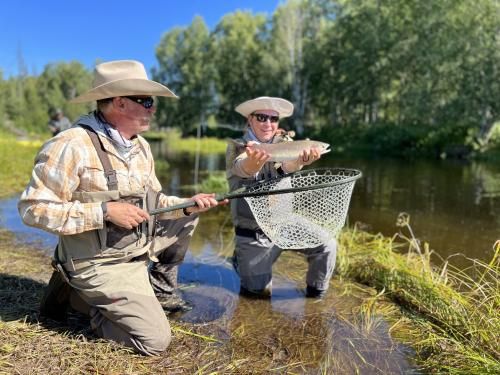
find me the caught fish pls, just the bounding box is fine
[227,139,330,162]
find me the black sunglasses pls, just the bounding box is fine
[123,96,155,109]
[251,113,280,123]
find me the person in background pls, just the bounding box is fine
[19,60,226,356]
[47,107,72,136]
[225,96,337,299]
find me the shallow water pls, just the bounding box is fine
[175,214,419,373]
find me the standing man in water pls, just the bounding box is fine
[19,60,225,355]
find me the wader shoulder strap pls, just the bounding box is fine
[79,124,118,191]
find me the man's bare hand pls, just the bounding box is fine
[298,146,322,166]
[242,141,270,174]
[105,201,150,229]
[184,193,228,214]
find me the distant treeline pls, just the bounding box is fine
[1,0,499,158]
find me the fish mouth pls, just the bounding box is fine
[321,146,331,155]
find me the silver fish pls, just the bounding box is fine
[228,139,330,162]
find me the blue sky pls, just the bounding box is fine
[0,0,281,77]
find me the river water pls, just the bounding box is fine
[158,148,500,265]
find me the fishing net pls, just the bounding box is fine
[243,168,361,249]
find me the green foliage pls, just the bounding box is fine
[210,11,269,124]
[37,61,93,123]
[317,122,475,158]
[167,136,227,155]
[154,17,214,134]
[0,61,91,135]
[337,224,500,374]
[144,127,182,143]
[199,171,228,193]
[154,159,170,179]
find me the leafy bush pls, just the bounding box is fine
[199,171,228,193]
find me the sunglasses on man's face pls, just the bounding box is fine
[123,96,155,109]
[252,113,280,123]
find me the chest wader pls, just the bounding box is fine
[40,125,159,321]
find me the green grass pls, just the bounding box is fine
[169,136,227,155]
[144,129,227,155]
[0,136,43,198]
[198,172,228,193]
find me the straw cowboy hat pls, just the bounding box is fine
[71,60,177,103]
[235,96,294,119]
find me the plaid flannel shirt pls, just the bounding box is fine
[18,127,187,236]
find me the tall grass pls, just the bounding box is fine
[336,217,500,373]
[170,136,227,155]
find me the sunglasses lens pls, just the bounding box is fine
[255,114,266,122]
[254,113,279,123]
[125,96,154,109]
[142,98,154,108]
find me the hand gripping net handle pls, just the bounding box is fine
[149,168,362,217]
[151,168,361,249]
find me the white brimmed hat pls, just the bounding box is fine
[235,96,294,119]
[70,60,177,103]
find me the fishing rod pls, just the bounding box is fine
[149,168,362,216]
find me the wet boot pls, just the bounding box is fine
[150,264,192,314]
[239,286,271,299]
[39,270,72,321]
[305,285,326,299]
[156,293,192,314]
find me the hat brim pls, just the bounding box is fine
[70,78,178,103]
[235,97,294,119]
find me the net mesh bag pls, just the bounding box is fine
[244,168,361,249]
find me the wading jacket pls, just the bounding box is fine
[18,112,188,271]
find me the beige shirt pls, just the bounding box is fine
[19,121,186,236]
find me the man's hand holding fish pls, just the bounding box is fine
[282,145,323,172]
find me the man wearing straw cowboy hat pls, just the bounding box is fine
[18,60,225,355]
[226,96,337,299]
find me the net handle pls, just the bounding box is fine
[149,169,362,216]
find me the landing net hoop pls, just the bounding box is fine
[243,168,362,249]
